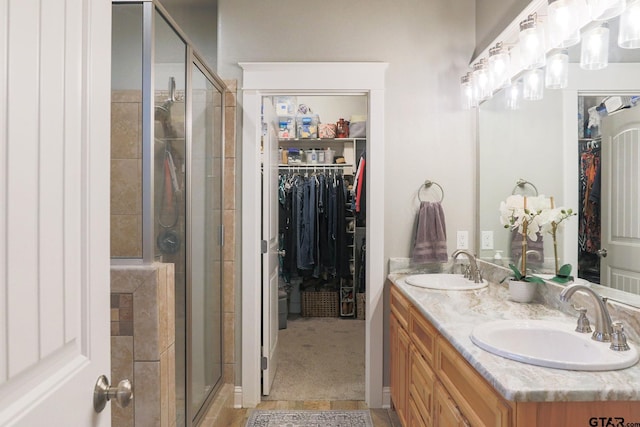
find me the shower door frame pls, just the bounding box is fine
[111,1,227,426]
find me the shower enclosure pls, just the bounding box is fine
[111,2,225,426]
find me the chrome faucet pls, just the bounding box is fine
[560,284,613,342]
[451,249,481,283]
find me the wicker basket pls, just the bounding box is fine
[356,293,366,320]
[301,291,339,317]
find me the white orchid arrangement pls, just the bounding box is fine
[499,195,576,282]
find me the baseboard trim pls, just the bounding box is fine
[382,386,391,409]
[234,386,243,408]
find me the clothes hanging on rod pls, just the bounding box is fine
[278,169,351,285]
[578,140,601,255]
[352,151,366,226]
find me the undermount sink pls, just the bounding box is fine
[404,273,488,290]
[470,319,640,371]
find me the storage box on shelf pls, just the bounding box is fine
[301,291,339,317]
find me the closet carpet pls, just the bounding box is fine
[263,316,365,401]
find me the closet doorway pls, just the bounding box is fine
[262,94,368,402]
[240,62,388,408]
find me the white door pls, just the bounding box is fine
[600,107,640,292]
[0,0,112,425]
[261,97,280,395]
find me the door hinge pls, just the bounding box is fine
[261,240,267,254]
[219,224,225,247]
[261,356,268,370]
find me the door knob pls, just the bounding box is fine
[277,249,286,256]
[597,248,608,258]
[94,375,133,413]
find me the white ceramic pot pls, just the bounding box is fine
[508,279,537,303]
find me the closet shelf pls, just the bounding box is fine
[279,137,365,142]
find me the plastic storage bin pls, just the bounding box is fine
[278,116,296,139]
[274,96,296,116]
[296,114,319,138]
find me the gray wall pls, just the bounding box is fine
[217,0,477,390]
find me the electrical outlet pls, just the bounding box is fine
[456,231,469,250]
[481,230,494,250]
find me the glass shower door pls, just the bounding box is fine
[188,60,224,422]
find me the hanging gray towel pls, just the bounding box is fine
[412,201,448,264]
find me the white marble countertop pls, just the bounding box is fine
[389,272,640,402]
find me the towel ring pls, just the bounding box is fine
[418,180,444,202]
[511,178,539,196]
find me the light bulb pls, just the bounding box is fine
[473,60,492,102]
[523,68,545,101]
[546,51,569,89]
[505,81,522,110]
[581,24,610,70]
[618,0,640,48]
[460,73,476,110]
[548,0,581,48]
[519,14,547,69]
[489,43,511,91]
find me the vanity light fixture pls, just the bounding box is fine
[580,23,610,69]
[488,42,511,91]
[460,72,476,110]
[519,13,547,70]
[586,0,625,21]
[523,68,545,100]
[505,80,523,110]
[618,0,640,48]
[545,50,570,88]
[548,0,583,48]
[473,59,492,102]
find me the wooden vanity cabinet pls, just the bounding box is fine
[390,282,640,427]
[391,283,513,427]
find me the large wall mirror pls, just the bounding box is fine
[477,20,640,308]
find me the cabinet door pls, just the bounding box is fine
[408,396,428,427]
[435,382,469,427]
[391,312,410,426]
[410,344,435,426]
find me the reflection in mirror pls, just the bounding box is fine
[477,60,640,306]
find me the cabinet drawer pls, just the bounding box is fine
[436,337,513,427]
[390,284,411,329]
[410,344,435,426]
[410,306,437,367]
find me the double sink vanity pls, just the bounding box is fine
[388,260,640,427]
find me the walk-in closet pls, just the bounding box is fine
[261,94,368,401]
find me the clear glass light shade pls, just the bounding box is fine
[460,74,476,110]
[545,51,569,89]
[505,81,522,110]
[523,68,545,100]
[473,62,492,102]
[586,0,625,20]
[581,24,610,70]
[548,0,582,48]
[519,25,547,69]
[618,0,640,48]
[489,49,511,90]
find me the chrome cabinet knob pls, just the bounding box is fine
[93,375,133,413]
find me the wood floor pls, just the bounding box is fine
[199,400,402,426]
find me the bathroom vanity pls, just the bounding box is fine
[389,273,640,427]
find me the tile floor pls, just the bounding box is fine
[200,400,402,427]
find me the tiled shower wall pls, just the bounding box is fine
[111,90,143,258]
[111,263,176,427]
